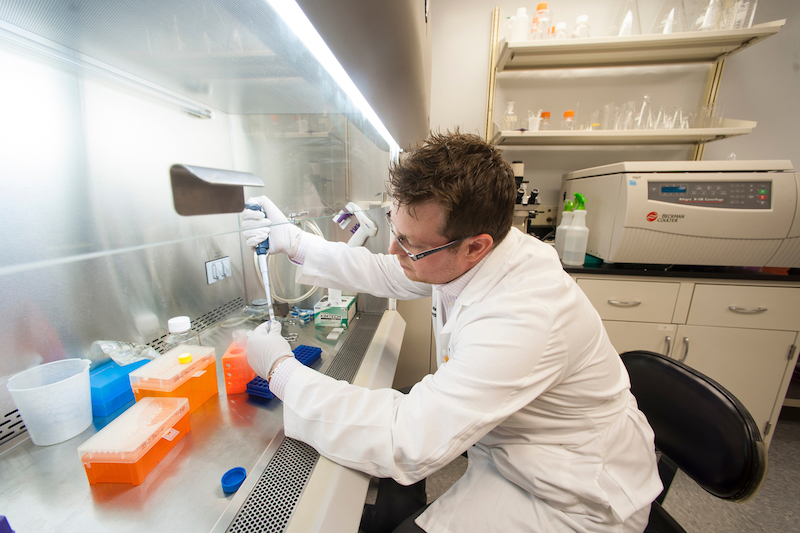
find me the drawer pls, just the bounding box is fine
[576,279,680,323]
[687,284,800,330]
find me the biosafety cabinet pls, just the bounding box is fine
[0,1,405,532]
[561,160,800,267]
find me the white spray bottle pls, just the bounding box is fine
[555,198,574,259]
[561,193,589,266]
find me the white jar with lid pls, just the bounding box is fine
[163,316,201,352]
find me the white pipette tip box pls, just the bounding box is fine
[129,345,217,413]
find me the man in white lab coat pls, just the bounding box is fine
[242,131,662,533]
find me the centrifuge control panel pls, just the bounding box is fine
[647,180,772,209]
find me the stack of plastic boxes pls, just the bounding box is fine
[89,359,150,424]
[79,340,325,486]
[77,345,218,486]
[128,345,217,414]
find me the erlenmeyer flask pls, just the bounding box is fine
[609,0,642,37]
[695,0,724,31]
[649,0,688,34]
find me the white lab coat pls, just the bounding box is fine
[282,228,662,532]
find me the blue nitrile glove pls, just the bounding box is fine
[241,196,302,257]
[246,320,294,380]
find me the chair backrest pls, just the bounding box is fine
[621,350,768,502]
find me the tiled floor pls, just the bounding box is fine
[663,407,800,532]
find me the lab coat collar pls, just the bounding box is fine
[438,227,523,334]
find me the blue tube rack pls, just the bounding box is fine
[245,345,322,400]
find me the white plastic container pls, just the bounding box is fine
[7,358,92,445]
[562,209,590,266]
[163,316,201,352]
[555,209,574,259]
[527,111,541,131]
[571,15,591,38]
[510,8,530,42]
[553,22,569,40]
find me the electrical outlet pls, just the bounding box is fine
[526,205,558,226]
[205,256,232,284]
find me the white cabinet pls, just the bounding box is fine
[573,273,800,447]
[602,321,677,357]
[671,324,796,439]
[576,279,680,323]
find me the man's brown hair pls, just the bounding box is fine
[389,130,516,245]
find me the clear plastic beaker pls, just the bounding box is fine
[7,359,92,445]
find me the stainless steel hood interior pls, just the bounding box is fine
[0,0,389,148]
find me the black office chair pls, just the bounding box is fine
[620,350,769,533]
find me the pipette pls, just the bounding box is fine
[245,204,276,323]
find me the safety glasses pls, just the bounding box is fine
[385,212,463,261]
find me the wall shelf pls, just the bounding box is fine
[484,9,783,158]
[496,20,785,72]
[491,119,756,146]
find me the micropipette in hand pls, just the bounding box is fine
[245,203,276,323]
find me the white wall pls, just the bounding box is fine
[430,0,800,205]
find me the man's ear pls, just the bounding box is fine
[463,234,494,263]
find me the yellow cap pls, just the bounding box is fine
[179,353,192,364]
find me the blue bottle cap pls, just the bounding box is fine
[221,467,247,493]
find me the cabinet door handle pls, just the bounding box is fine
[664,336,672,357]
[608,300,641,307]
[728,306,768,314]
[679,337,689,363]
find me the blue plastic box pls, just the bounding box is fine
[293,345,321,367]
[90,359,149,417]
[245,376,274,400]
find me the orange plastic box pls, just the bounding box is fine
[78,397,191,485]
[129,345,217,413]
[222,341,255,394]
